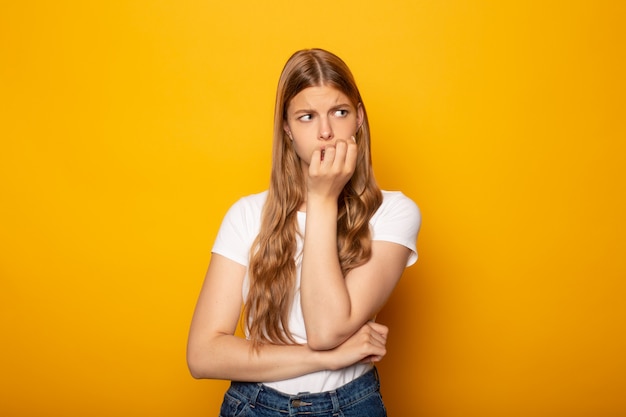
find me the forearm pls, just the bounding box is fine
[300,197,357,349]
[187,333,327,381]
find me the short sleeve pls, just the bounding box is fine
[211,196,262,267]
[370,192,421,267]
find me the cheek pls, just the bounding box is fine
[336,117,359,135]
[291,140,311,163]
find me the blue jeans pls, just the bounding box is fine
[219,368,387,417]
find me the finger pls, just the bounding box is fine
[353,323,382,347]
[368,330,387,348]
[328,140,350,173]
[344,138,358,172]
[360,355,382,364]
[360,336,386,357]
[365,354,385,363]
[364,322,386,341]
[309,149,323,172]
[367,321,389,338]
[321,145,337,166]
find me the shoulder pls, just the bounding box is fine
[222,190,268,223]
[212,191,268,265]
[218,190,268,235]
[370,190,422,266]
[229,190,268,213]
[372,190,421,224]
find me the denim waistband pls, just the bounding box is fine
[228,367,381,414]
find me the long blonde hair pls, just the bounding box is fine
[245,49,382,346]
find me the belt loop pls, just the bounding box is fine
[330,390,340,414]
[248,383,262,408]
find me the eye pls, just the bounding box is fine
[298,114,313,121]
[334,109,349,117]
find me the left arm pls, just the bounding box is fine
[301,208,411,350]
[301,140,414,350]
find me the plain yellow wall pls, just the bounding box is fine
[1,1,625,416]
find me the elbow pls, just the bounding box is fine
[306,331,347,351]
[188,359,218,380]
[189,368,203,380]
[186,347,216,379]
[188,364,205,380]
[187,332,235,379]
[187,355,207,379]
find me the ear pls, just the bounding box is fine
[283,121,292,139]
[356,103,364,129]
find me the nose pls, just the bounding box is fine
[319,117,333,141]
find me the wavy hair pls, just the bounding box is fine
[244,49,383,347]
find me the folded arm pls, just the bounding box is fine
[301,140,412,351]
[300,197,410,351]
[186,254,388,381]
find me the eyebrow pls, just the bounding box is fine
[291,103,352,115]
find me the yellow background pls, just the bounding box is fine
[1,1,625,416]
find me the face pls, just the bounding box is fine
[284,84,363,170]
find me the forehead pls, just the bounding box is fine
[288,85,352,111]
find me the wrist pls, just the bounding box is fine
[312,349,340,371]
[306,195,338,212]
[306,347,326,371]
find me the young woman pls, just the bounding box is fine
[187,48,421,417]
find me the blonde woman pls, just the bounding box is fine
[187,48,421,417]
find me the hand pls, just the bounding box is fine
[321,321,389,371]
[307,137,358,202]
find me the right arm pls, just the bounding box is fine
[186,253,388,381]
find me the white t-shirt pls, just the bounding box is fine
[212,190,421,394]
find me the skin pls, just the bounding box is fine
[187,84,409,381]
[285,85,412,350]
[186,254,388,381]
